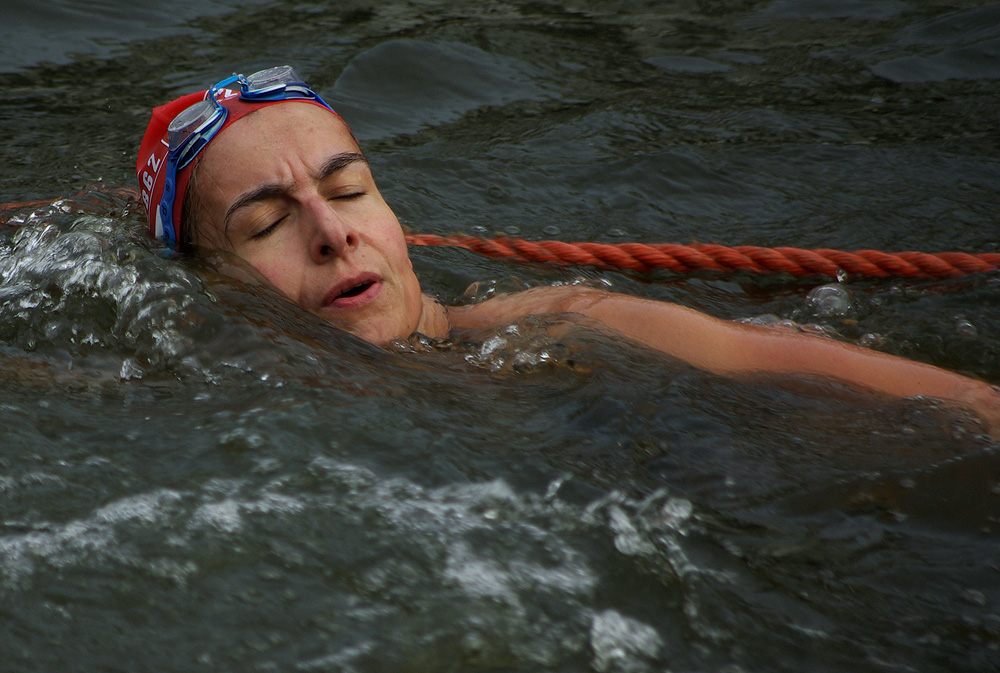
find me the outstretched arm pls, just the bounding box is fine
[447,286,1000,434]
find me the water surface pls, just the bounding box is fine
[1,1,999,671]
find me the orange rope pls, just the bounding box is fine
[1,191,997,280]
[406,234,1000,279]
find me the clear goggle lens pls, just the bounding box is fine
[165,66,326,169]
[167,99,219,153]
[156,66,333,246]
[167,66,312,150]
[244,65,303,96]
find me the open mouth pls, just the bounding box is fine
[323,274,382,310]
[337,281,373,299]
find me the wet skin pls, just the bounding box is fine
[183,102,1000,435]
[189,102,448,346]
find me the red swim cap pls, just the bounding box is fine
[135,89,336,245]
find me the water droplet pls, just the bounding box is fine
[542,225,561,236]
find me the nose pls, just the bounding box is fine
[303,196,359,263]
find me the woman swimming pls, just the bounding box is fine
[137,66,1000,434]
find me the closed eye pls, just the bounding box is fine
[251,215,287,240]
[330,189,366,201]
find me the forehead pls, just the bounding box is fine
[196,103,360,183]
[230,101,356,143]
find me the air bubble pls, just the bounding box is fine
[806,283,853,317]
[859,333,885,348]
[494,276,530,295]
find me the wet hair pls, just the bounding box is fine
[178,160,202,249]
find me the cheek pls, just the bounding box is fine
[390,235,412,267]
[386,232,418,286]
[372,210,409,264]
[241,255,300,298]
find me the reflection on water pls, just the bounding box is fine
[2,2,1000,672]
[0,0,277,74]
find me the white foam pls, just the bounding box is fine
[590,609,664,673]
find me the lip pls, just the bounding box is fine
[322,273,382,310]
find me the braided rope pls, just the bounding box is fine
[406,234,1000,279]
[1,192,996,279]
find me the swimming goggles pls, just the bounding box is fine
[158,65,334,246]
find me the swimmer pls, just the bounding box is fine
[137,66,1000,434]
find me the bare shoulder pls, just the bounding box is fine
[445,285,615,332]
[442,285,1000,437]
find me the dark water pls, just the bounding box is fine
[2,1,1000,671]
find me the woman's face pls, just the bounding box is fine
[188,103,425,346]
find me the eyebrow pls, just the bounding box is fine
[223,151,369,226]
[318,152,368,180]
